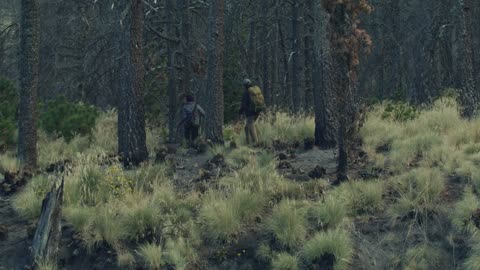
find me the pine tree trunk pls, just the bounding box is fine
[459,0,478,118]
[312,4,336,149]
[117,0,148,166]
[327,3,355,181]
[205,0,225,144]
[261,0,271,107]
[18,0,39,172]
[291,0,302,113]
[166,0,177,143]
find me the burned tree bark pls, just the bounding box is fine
[291,0,302,113]
[117,0,149,166]
[32,179,64,267]
[322,0,372,181]
[312,2,336,149]
[205,0,225,144]
[166,0,177,143]
[18,0,39,172]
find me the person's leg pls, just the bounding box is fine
[184,125,190,144]
[250,115,259,145]
[244,118,251,145]
[246,116,256,145]
[192,126,199,145]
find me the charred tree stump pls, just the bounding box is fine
[31,177,64,267]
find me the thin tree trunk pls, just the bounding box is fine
[166,0,177,143]
[205,0,225,144]
[291,0,302,113]
[261,0,271,107]
[459,0,478,118]
[18,0,39,172]
[118,0,148,166]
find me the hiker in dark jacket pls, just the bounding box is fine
[182,95,205,147]
[239,79,261,145]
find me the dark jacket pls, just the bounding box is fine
[239,88,256,117]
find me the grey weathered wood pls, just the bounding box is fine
[32,177,64,266]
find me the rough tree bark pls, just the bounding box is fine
[459,0,478,118]
[261,0,271,107]
[205,0,225,144]
[322,0,372,181]
[166,0,177,143]
[18,0,39,172]
[117,0,149,166]
[312,2,336,148]
[291,0,302,113]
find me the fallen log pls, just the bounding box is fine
[31,177,64,267]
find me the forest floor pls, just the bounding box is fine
[0,146,339,270]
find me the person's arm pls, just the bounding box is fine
[197,105,206,117]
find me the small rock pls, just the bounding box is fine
[292,168,305,175]
[304,137,315,151]
[73,249,80,257]
[291,141,301,149]
[472,209,480,229]
[155,146,168,162]
[277,152,288,161]
[4,171,17,185]
[230,141,238,149]
[308,166,326,179]
[272,140,288,151]
[277,161,293,170]
[0,224,8,241]
[196,140,208,154]
[27,224,37,239]
[166,144,178,154]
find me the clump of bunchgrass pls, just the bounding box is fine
[302,229,353,270]
[271,253,299,270]
[12,175,54,220]
[200,189,265,242]
[404,243,446,270]
[307,194,347,230]
[0,152,19,173]
[138,243,164,270]
[388,168,445,220]
[341,180,384,215]
[451,187,480,237]
[266,200,307,249]
[164,237,199,270]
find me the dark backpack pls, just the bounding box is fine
[185,104,201,127]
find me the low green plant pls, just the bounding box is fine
[266,200,307,249]
[302,229,353,270]
[388,168,445,219]
[342,180,384,215]
[0,78,18,149]
[381,102,418,122]
[40,96,99,142]
[164,238,199,270]
[307,194,347,229]
[139,243,164,270]
[271,253,299,270]
[451,187,480,236]
[404,243,445,270]
[12,175,53,220]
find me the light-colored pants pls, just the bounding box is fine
[245,115,258,145]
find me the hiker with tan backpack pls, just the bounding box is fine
[238,79,265,146]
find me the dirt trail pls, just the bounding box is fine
[0,196,30,270]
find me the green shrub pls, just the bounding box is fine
[40,96,99,142]
[342,180,384,215]
[266,200,307,249]
[272,253,299,270]
[0,78,18,148]
[382,102,418,122]
[307,195,347,229]
[302,229,353,270]
[404,243,446,270]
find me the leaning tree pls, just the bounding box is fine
[322,0,373,181]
